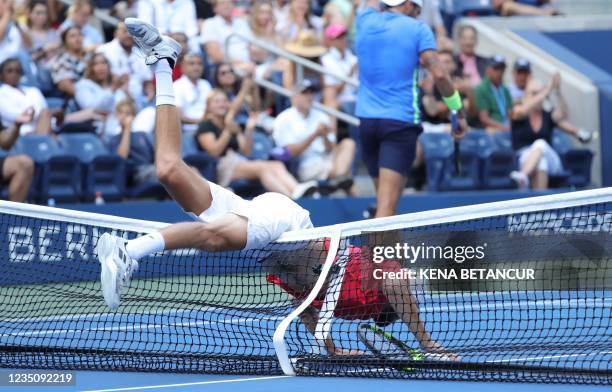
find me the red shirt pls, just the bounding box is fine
[267,242,401,320]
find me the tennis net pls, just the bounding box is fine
[0,189,610,384]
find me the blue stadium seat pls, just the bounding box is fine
[492,131,513,151]
[439,0,495,15]
[182,131,218,181]
[463,130,516,189]
[419,132,453,191]
[249,131,274,160]
[58,133,126,202]
[12,135,81,203]
[551,129,593,188]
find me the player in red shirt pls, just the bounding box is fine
[263,240,458,360]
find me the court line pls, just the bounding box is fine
[1,316,283,337]
[81,375,292,392]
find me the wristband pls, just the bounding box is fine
[443,90,463,111]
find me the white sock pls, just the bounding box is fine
[152,59,175,106]
[126,231,165,261]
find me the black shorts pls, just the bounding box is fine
[359,118,422,178]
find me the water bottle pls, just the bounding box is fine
[94,192,105,205]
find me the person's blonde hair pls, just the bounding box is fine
[249,0,276,38]
[116,99,137,116]
[203,89,230,121]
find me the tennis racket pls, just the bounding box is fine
[358,323,423,371]
[450,110,461,175]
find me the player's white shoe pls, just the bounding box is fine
[510,170,530,190]
[96,233,139,309]
[124,18,181,68]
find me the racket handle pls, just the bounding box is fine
[450,110,460,136]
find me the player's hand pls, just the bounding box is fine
[15,108,34,126]
[332,347,367,356]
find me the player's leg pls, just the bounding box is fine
[125,18,213,216]
[376,169,406,218]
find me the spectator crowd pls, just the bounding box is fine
[0,0,594,205]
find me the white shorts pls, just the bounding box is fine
[188,182,313,250]
[518,139,563,175]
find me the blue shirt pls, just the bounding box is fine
[355,8,436,123]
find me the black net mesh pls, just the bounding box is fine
[0,200,610,384]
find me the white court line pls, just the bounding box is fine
[81,375,292,392]
[488,350,612,363]
[2,316,283,337]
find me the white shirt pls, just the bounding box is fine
[0,84,47,135]
[321,47,358,104]
[137,0,199,40]
[200,15,252,63]
[173,75,213,132]
[273,107,333,169]
[97,39,153,101]
[0,23,23,64]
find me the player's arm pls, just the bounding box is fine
[299,305,363,356]
[420,50,466,134]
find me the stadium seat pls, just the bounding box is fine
[249,131,274,160]
[181,131,218,181]
[12,135,82,203]
[463,130,516,189]
[58,133,126,202]
[419,132,454,191]
[551,130,593,188]
[492,131,513,151]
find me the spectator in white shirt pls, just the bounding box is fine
[200,0,254,67]
[508,58,531,103]
[72,53,129,134]
[137,0,199,50]
[321,24,357,131]
[59,0,104,52]
[174,53,213,132]
[97,22,153,107]
[273,81,355,185]
[0,57,52,135]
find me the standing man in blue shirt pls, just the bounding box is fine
[356,0,465,217]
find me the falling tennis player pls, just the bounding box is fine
[97,18,456,361]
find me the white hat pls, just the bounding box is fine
[381,0,423,7]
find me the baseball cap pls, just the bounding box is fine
[324,24,348,40]
[488,54,507,68]
[381,0,422,7]
[295,79,317,94]
[514,58,531,72]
